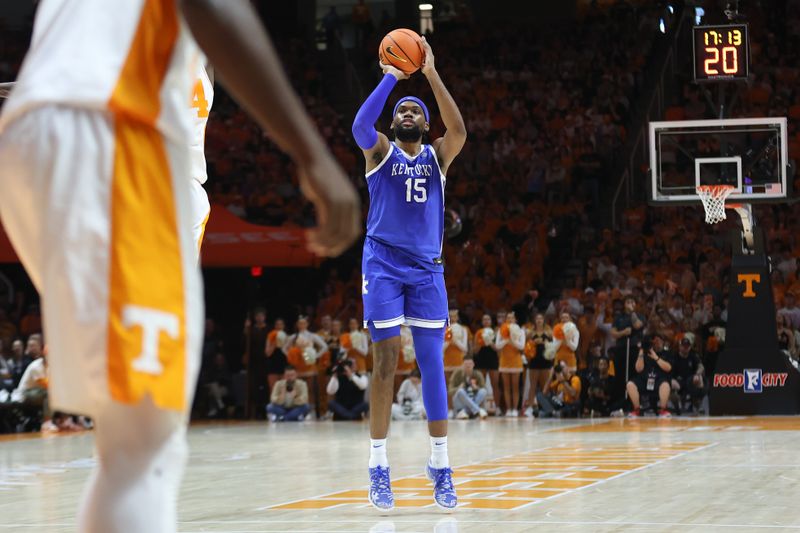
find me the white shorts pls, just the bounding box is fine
[0,106,203,417]
[189,178,210,258]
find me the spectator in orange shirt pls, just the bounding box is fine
[19,304,41,338]
[538,362,581,418]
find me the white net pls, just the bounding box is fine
[697,185,736,224]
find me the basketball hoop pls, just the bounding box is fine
[697,185,736,224]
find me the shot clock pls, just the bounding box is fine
[693,24,750,81]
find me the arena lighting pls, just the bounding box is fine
[250,266,263,277]
[659,18,666,33]
[695,7,705,25]
[667,4,674,14]
[419,3,433,11]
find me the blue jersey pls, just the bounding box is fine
[365,142,445,271]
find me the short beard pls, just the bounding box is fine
[393,124,422,143]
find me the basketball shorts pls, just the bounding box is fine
[0,106,203,417]
[362,237,448,333]
[189,178,210,258]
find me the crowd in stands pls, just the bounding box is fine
[6,2,800,431]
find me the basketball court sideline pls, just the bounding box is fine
[1,417,799,532]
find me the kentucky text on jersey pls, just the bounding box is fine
[366,142,445,270]
[391,163,434,176]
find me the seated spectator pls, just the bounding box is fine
[537,362,582,418]
[7,337,31,387]
[0,339,13,392]
[11,345,49,426]
[627,333,673,418]
[202,352,233,418]
[391,369,425,421]
[267,366,310,422]
[585,356,619,417]
[670,337,704,414]
[326,357,369,420]
[448,356,488,419]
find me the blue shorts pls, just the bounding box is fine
[362,237,448,332]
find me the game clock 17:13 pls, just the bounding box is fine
[693,24,750,82]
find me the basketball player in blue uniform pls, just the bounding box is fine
[351,36,466,511]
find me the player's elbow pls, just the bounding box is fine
[352,120,377,150]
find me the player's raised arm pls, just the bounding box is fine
[420,37,466,175]
[352,64,407,172]
[180,0,360,257]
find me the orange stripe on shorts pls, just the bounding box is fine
[107,0,186,410]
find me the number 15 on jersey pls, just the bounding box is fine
[405,177,427,203]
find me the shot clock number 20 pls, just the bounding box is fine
[693,24,750,81]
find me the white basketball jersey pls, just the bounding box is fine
[189,56,213,184]
[0,0,194,146]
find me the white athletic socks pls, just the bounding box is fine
[369,436,450,469]
[369,438,389,468]
[429,436,449,469]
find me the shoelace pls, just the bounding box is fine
[433,468,454,493]
[370,467,392,493]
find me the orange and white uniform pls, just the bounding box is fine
[443,322,469,371]
[0,0,203,417]
[341,329,369,373]
[188,52,213,254]
[284,330,327,377]
[553,321,580,371]
[496,323,525,373]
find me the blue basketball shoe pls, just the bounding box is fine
[426,463,457,510]
[368,466,394,511]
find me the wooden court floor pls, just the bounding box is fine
[2,416,800,532]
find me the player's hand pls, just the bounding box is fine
[298,154,362,257]
[420,36,434,75]
[380,61,408,81]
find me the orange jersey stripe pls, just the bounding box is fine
[108,0,179,126]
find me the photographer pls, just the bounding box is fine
[537,362,581,418]
[627,333,673,418]
[266,366,310,422]
[326,356,369,420]
[585,356,617,416]
[448,356,488,419]
[391,369,425,421]
[670,337,705,414]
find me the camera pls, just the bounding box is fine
[640,338,652,354]
[286,381,294,393]
[330,355,353,376]
[554,362,566,375]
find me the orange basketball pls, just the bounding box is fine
[553,323,565,341]
[379,28,424,75]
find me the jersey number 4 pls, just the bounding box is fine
[405,178,427,203]
[191,79,209,118]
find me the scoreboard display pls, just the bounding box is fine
[693,24,750,82]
